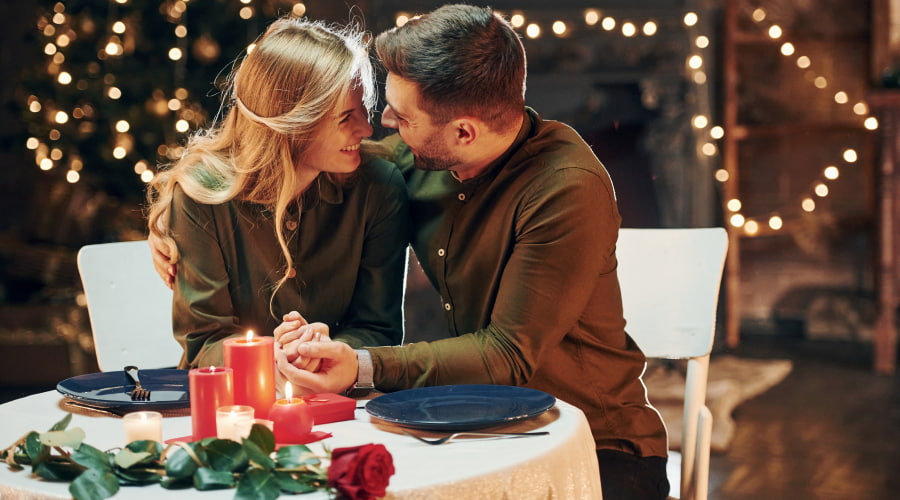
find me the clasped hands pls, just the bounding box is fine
[274,310,358,396]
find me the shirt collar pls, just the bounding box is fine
[460,107,535,184]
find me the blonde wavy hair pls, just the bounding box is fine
[147,17,376,309]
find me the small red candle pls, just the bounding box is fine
[223,330,276,416]
[269,382,313,444]
[189,365,234,440]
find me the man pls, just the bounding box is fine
[153,5,669,498]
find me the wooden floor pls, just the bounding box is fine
[707,334,900,500]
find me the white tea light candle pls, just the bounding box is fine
[123,411,163,443]
[216,405,255,441]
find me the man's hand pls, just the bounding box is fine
[275,340,358,395]
[147,232,176,289]
[274,311,327,372]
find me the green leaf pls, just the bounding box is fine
[24,431,49,465]
[34,457,84,481]
[275,445,320,469]
[49,413,73,432]
[273,470,319,493]
[160,475,193,489]
[193,467,235,490]
[205,439,248,472]
[246,423,276,454]
[40,427,86,448]
[124,439,163,457]
[114,465,162,486]
[114,449,152,469]
[71,443,113,471]
[164,445,200,479]
[242,439,274,471]
[235,467,281,500]
[69,466,119,500]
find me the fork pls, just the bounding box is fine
[124,365,151,401]
[400,428,548,445]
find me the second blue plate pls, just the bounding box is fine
[365,384,556,431]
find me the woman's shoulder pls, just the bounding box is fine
[356,154,405,190]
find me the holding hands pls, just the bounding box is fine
[274,310,357,396]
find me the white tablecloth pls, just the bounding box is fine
[0,391,602,499]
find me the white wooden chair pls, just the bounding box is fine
[615,227,728,500]
[77,240,181,371]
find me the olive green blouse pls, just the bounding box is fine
[371,108,668,457]
[169,157,411,369]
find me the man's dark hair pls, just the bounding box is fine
[375,4,526,132]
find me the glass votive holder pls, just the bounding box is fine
[123,411,163,443]
[216,405,255,441]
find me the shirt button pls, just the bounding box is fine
[458,193,466,201]
[438,249,445,257]
[286,268,297,278]
[444,303,452,311]
[286,220,298,231]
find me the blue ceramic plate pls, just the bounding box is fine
[366,384,556,431]
[57,369,190,410]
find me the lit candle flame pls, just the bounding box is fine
[209,365,216,372]
[284,382,292,401]
[245,330,254,342]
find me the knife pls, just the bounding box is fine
[63,400,127,417]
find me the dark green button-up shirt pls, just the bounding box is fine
[371,108,668,457]
[170,157,411,369]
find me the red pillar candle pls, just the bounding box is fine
[189,366,234,440]
[223,330,276,416]
[269,382,314,444]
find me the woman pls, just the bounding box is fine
[146,17,410,372]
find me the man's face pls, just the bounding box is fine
[381,73,462,172]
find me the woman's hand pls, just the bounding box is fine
[274,311,328,371]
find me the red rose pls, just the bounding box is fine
[328,443,395,500]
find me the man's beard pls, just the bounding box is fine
[411,131,460,172]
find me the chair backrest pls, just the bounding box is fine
[615,227,728,500]
[616,227,728,360]
[77,240,181,372]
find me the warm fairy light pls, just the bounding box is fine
[526,23,541,38]
[642,21,657,36]
[601,17,616,31]
[44,43,57,55]
[112,21,126,34]
[796,56,811,68]
[510,13,525,28]
[701,142,717,156]
[584,9,600,26]
[683,12,698,27]
[168,47,183,60]
[115,120,130,132]
[66,170,80,183]
[49,129,60,140]
[54,110,68,124]
[113,146,127,159]
[780,43,794,56]
[175,25,187,37]
[40,158,54,170]
[843,148,857,162]
[727,199,742,212]
[50,148,63,160]
[729,213,745,227]
[814,183,829,197]
[622,22,636,37]
[107,86,121,99]
[814,76,827,89]
[692,115,708,128]
[239,6,253,19]
[168,98,182,111]
[695,35,709,48]
[105,40,122,56]
[141,170,154,183]
[768,25,783,39]
[801,198,816,212]
[395,13,409,27]
[56,34,71,47]
[688,55,703,69]
[292,3,306,17]
[768,216,783,230]
[824,166,839,180]
[26,137,39,150]
[834,91,848,104]
[175,88,189,100]
[175,119,190,133]
[29,100,41,113]
[57,72,72,85]
[693,72,707,85]
[71,157,83,171]
[715,169,729,182]
[52,12,65,24]
[134,160,148,174]
[710,126,724,139]
[853,102,868,115]
[744,220,759,235]
[864,117,879,130]
[552,21,567,36]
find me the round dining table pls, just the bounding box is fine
[0,390,602,499]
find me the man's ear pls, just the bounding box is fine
[453,118,478,146]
